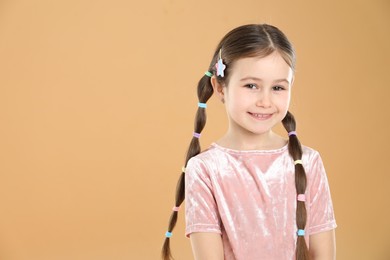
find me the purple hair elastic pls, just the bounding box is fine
[193,132,201,138]
[297,194,306,202]
[172,206,180,212]
[288,131,297,136]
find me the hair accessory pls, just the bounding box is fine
[205,71,213,77]
[215,49,226,77]
[182,166,186,172]
[297,194,306,202]
[172,206,180,211]
[294,159,303,165]
[165,231,173,238]
[297,229,305,236]
[193,132,201,138]
[288,131,297,136]
[198,102,207,108]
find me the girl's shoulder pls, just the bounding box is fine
[301,145,322,161]
[187,143,229,165]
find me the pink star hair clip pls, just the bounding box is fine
[215,49,226,77]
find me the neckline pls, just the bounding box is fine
[211,142,289,155]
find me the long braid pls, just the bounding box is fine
[161,74,214,260]
[282,111,310,260]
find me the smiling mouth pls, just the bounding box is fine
[249,112,273,120]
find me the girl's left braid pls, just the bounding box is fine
[161,73,214,260]
[282,111,310,260]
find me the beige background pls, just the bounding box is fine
[0,0,389,259]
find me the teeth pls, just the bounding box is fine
[253,113,268,118]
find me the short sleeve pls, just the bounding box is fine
[185,157,222,237]
[307,152,337,235]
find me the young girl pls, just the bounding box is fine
[162,24,337,260]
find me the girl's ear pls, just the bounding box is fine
[211,76,225,103]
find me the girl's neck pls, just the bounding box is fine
[216,130,287,151]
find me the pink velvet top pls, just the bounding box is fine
[185,143,336,260]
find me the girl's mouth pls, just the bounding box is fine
[249,112,273,120]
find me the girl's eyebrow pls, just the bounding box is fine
[240,76,262,82]
[240,77,291,84]
[274,79,291,84]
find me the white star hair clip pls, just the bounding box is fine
[215,49,226,77]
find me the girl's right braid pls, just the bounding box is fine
[161,73,214,260]
[282,111,310,260]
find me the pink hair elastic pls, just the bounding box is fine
[297,194,306,202]
[172,206,180,212]
[294,159,303,165]
[193,132,201,138]
[288,131,297,136]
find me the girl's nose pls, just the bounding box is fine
[256,91,272,108]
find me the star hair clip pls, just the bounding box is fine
[215,49,226,77]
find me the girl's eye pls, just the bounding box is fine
[272,85,285,91]
[245,84,257,89]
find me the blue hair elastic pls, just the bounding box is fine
[198,102,207,108]
[297,229,305,236]
[205,71,213,77]
[165,231,172,238]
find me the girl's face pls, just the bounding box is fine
[214,51,294,140]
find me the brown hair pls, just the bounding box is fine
[162,24,310,260]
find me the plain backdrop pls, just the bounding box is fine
[0,0,389,259]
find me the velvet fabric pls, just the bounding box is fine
[185,143,336,260]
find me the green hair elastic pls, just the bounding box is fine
[205,71,213,77]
